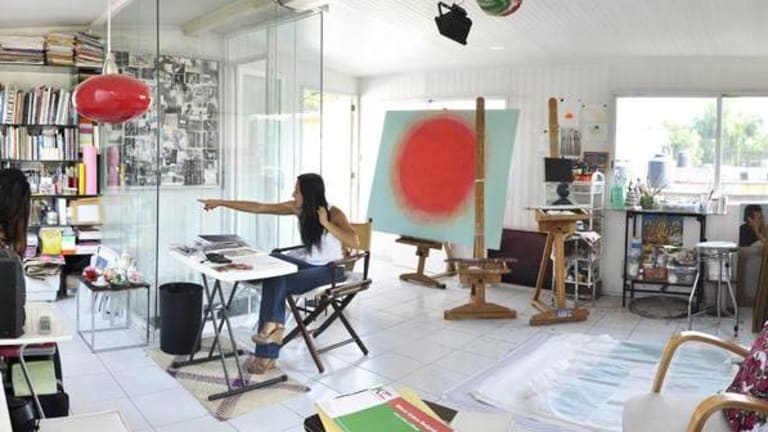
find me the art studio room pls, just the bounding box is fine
[3,0,768,431]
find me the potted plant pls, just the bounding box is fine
[639,182,663,210]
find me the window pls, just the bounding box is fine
[720,97,768,198]
[615,96,768,200]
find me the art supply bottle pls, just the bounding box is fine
[611,184,625,209]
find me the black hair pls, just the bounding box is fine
[297,173,329,252]
[0,168,31,255]
[744,204,763,223]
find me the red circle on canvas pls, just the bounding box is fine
[393,115,475,219]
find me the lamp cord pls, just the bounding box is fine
[107,0,112,55]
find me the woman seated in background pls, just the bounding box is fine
[740,204,766,248]
[199,173,358,374]
[0,168,31,255]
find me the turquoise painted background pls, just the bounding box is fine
[367,109,519,248]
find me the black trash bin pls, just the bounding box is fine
[159,282,203,355]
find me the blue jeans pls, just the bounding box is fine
[255,252,345,359]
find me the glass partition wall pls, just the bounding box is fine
[99,2,324,332]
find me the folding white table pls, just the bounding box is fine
[169,250,297,401]
[0,303,71,420]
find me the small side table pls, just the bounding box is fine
[77,277,151,353]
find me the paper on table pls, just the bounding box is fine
[11,360,57,397]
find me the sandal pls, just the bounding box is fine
[251,322,285,346]
[245,356,276,374]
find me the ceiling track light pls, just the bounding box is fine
[434,2,472,46]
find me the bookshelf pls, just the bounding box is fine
[0,33,104,300]
[0,64,102,261]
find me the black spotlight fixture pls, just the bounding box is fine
[435,2,472,45]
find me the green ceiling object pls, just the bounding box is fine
[476,0,523,17]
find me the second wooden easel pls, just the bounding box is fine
[444,97,517,321]
[396,236,456,289]
[530,210,591,326]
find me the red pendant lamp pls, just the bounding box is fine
[72,0,151,123]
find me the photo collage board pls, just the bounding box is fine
[106,51,220,187]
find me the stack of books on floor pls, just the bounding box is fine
[74,32,103,68]
[0,35,45,64]
[315,386,515,432]
[44,32,75,66]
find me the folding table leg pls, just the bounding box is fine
[214,281,245,383]
[202,277,233,390]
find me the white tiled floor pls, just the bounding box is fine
[47,259,755,431]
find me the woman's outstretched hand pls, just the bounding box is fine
[199,199,221,211]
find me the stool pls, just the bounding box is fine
[687,241,738,337]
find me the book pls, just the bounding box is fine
[317,386,453,432]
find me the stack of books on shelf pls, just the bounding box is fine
[75,227,101,255]
[78,118,99,148]
[74,33,103,68]
[44,33,75,66]
[0,36,45,64]
[0,84,73,125]
[0,126,76,160]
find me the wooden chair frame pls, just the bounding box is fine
[273,219,372,373]
[651,331,768,432]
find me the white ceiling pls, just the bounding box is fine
[321,0,768,76]
[4,0,768,77]
[0,0,107,28]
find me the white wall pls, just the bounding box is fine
[359,56,768,292]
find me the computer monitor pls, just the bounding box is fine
[544,157,574,183]
[544,158,574,205]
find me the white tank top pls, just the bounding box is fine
[290,207,344,265]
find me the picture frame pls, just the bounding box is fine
[583,151,610,174]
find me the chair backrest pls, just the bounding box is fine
[342,218,372,276]
[349,218,372,252]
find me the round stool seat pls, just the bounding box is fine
[695,241,737,253]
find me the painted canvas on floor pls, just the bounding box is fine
[367,109,519,248]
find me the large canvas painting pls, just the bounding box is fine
[105,52,220,187]
[367,109,519,248]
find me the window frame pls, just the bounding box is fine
[612,92,768,201]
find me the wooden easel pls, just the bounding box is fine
[548,97,560,158]
[444,97,517,321]
[396,236,456,289]
[530,208,590,325]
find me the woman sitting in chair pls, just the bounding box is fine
[199,173,358,373]
[0,168,31,255]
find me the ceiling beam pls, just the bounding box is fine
[182,0,275,36]
[89,0,138,29]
